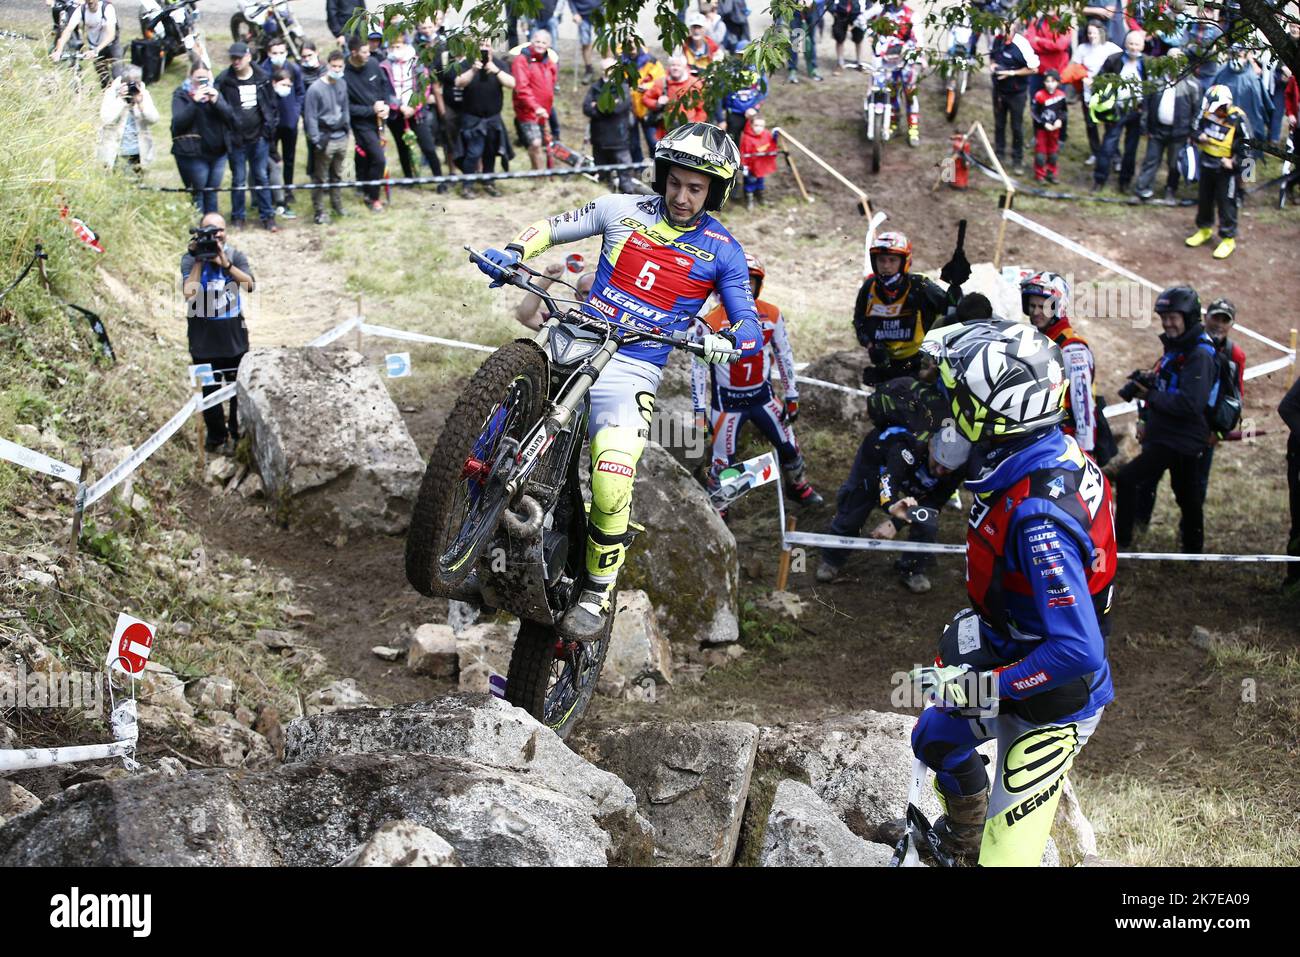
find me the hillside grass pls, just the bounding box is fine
[0,41,319,756]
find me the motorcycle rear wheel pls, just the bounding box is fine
[506,611,612,740]
[405,340,548,598]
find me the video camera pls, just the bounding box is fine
[189,225,222,262]
[1117,369,1158,402]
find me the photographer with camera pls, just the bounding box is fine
[1114,286,1216,554]
[97,66,158,172]
[454,40,516,199]
[181,214,255,455]
[172,62,235,216]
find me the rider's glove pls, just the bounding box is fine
[909,663,992,713]
[783,398,799,423]
[701,332,737,364]
[477,247,520,287]
[940,246,971,288]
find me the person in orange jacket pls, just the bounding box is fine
[511,28,558,170]
[739,113,778,208]
[645,54,706,135]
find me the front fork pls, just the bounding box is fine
[504,327,621,500]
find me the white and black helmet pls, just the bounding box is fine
[924,321,1066,442]
[654,122,741,211]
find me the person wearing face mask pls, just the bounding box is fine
[297,41,325,182]
[304,49,353,223]
[263,39,305,218]
[379,37,426,181]
[344,34,395,213]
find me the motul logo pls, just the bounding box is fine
[597,461,634,477]
[1011,670,1050,693]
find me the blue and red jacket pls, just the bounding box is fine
[963,428,1116,721]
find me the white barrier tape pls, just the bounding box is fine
[84,396,198,507]
[358,323,495,353]
[1245,355,1296,380]
[1002,209,1163,292]
[1002,208,1295,358]
[786,529,1300,562]
[307,315,361,348]
[0,740,133,772]
[0,437,79,484]
[197,381,237,411]
[795,374,871,398]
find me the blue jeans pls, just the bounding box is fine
[228,138,274,223]
[1094,111,1141,188]
[175,154,227,216]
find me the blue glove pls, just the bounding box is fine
[476,247,520,287]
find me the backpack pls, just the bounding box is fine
[1208,342,1242,434]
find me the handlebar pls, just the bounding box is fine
[464,246,741,361]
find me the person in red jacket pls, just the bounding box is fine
[512,28,558,170]
[1024,13,1073,101]
[739,113,778,209]
[1283,69,1298,205]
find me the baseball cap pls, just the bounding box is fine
[686,12,707,28]
[368,30,384,40]
[227,41,250,57]
[1205,297,1236,321]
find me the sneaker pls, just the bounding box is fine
[1185,227,1214,247]
[313,211,328,225]
[230,218,247,229]
[482,183,502,198]
[833,63,844,76]
[787,71,800,84]
[1136,188,1155,200]
[558,585,611,640]
[203,437,225,454]
[901,572,932,594]
[811,72,824,82]
[369,200,384,213]
[1046,172,1057,184]
[1212,237,1236,259]
[815,559,841,584]
[436,183,449,194]
[261,219,278,232]
[1164,186,1176,200]
[331,205,348,218]
[461,184,476,199]
[790,480,824,506]
[278,206,298,220]
[1012,164,1025,177]
[1084,154,1096,167]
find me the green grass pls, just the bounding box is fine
[0,42,322,756]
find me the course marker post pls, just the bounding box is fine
[783,149,813,203]
[776,516,796,592]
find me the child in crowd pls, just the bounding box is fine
[1031,68,1067,183]
[739,112,778,209]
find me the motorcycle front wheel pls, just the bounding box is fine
[405,340,548,598]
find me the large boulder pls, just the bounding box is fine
[761,779,893,867]
[650,351,707,470]
[337,820,461,867]
[575,721,758,866]
[0,696,652,867]
[744,710,943,851]
[604,589,673,695]
[740,710,1059,867]
[237,347,424,534]
[614,442,740,645]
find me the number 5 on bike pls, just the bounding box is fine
[404,123,761,737]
